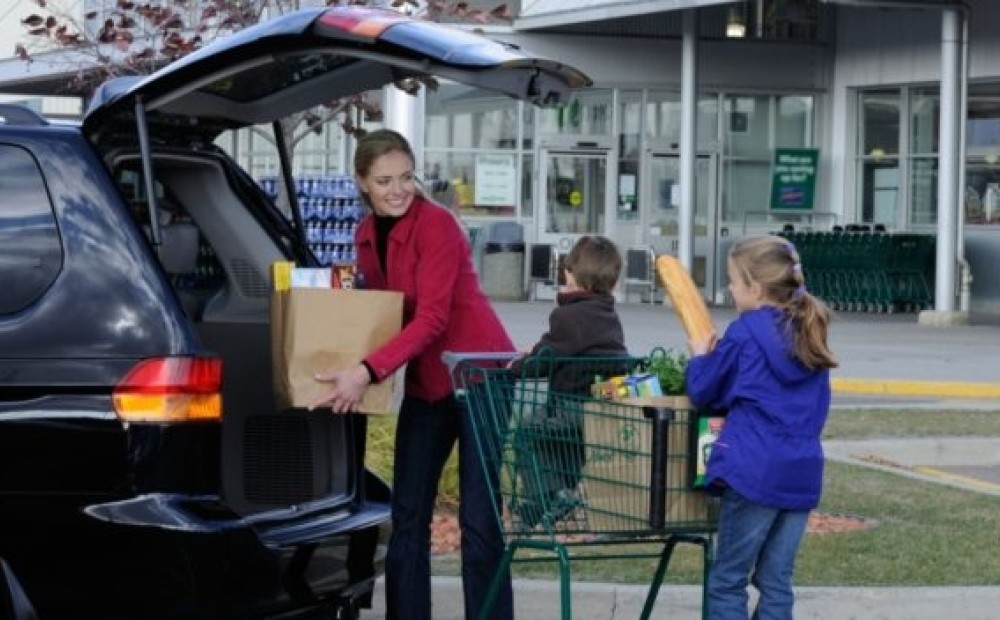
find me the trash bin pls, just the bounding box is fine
[482,241,526,301]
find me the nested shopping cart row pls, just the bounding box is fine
[444,352,718,620]
[779,231,935,313]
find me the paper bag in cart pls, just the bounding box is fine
[582,396,717,531]
[271,287,405,414]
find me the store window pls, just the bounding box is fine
[776,95,814,147]
[965,82,1000,226]
[218,111,351,181]
[719,94,816,229]
[645,90,718,150]
[858,90,901,226]
[722,95,773,224]
[858,84,1000,228]
[424,82,523,219]
[618,91,642,222]
[909,88,939,226]
[537,90,612,135]
[426,83,518,149]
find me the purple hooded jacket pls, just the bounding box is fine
[685,305,830,510]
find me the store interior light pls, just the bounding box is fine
[726,4,747,39]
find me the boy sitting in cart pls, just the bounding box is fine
[509,235,629,528]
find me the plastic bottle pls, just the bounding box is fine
[984,183,1000,224]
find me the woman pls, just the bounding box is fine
[311,129,514,620]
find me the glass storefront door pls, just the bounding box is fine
[643,152,721,302]
[537,148,614,251]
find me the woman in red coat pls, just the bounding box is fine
[311,129,515,620]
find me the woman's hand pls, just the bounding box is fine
[688,332,718,357]
[309,364,372,413]
[505,353,525,369]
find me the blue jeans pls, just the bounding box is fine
[385,393,512,620]
[708,488,809,620]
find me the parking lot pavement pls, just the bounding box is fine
[493,301,1000,388]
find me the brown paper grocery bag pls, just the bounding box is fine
[581,396,717,531]
[271,287,405,414]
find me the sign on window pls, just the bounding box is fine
[769,148,818,211]
[474,153,517,207]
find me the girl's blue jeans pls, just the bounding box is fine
[708,487,810,620]
[384,392,512,620]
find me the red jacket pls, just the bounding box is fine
[356,196,514,402]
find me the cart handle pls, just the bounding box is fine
[440,351,520,374]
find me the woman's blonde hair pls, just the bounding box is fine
[729,235,838,370]
[354,128,415,178]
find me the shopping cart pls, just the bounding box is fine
[443,351,718,620]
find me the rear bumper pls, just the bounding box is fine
[9,493,391,619]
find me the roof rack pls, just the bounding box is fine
[0,104,49,126]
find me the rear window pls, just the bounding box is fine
[0,144,62,315]
[202,52,356,103]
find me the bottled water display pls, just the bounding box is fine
[259,174,363,267]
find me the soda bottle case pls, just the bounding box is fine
[258,174,363,268]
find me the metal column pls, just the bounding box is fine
[934,7,963,313]
[678,9,698,272]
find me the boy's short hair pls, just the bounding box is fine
[563,235,622,294]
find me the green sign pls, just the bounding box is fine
[769,148,818,210]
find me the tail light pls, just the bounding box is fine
[113,357,223,423]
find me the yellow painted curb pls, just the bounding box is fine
[831,378,1000,399]
[913,466,1000,493]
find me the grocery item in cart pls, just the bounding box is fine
[655,254,715,342]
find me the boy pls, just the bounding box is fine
[510,235,628,528]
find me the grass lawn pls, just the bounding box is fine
[423,407,1000,586]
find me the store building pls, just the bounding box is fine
[3,0,1000,317]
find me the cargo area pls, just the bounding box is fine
[113,150,356,516]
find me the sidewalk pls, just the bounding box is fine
[359,303,1000,619]
[359,577,1000,619]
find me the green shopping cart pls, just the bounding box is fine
[443,351,718,620]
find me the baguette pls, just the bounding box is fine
[655,254,715,343]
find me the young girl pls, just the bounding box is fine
[685,234,837,620]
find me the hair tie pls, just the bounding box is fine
[793,285,807,299]
[792,263,802,272]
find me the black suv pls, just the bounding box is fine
[0,6,587,618]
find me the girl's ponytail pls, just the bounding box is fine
[730,235,838,370]
[787,290,838,369]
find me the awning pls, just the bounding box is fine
[514,0,734,31]
[0,49,100,98]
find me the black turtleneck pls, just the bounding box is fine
[373,213,400,274]
[361,213,402,384]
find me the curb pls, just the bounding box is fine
[831,377,1000,399]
